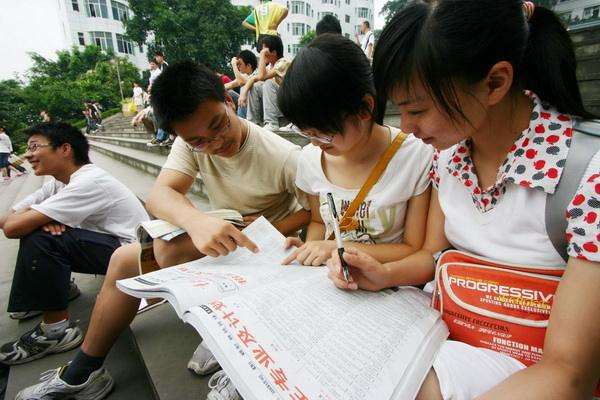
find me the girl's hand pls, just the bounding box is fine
[238,89,248,107]
[282,238,337,266]
[326,247,390,292]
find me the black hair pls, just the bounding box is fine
[373,0,595,124]
[154,51,164,57]
[237,50,258,71]
[316,15,342,35]
[150,60,225,131]
[259,35,284,59]
[278,34,375,134]
[25,122,90,166]
[362,20,370,29]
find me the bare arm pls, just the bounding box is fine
[146,169,258,257]
[477,258,600,400]
[273,208,311,237]
[367,43,374,59]
[349,187,430,263]
[327,188,450,290]
[2,209,54,238]
[0,210,16,230]
[242,20,256,32]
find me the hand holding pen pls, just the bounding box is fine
[326,193,350,282]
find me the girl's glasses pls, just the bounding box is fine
[296,130,334,144]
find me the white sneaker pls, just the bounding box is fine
[16,366,114,400]
[278,123,300,133]
[263,123,279,132]
[207,370,241,400]
[188,342,221,376]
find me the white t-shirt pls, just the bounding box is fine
[0,132,12,153]
[295,128,433,244]
[12,164,149,243]
[133,86,144,106]
[149,68,162,86]
[162,121,309,223]
[360,31,375,55]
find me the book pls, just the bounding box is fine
[118,217,449,400]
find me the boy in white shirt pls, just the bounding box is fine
[0,122,149,366]
[0,126,12,180]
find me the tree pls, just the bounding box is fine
[125,0,252,72]
[380,0,409,24]
[299,30,316,47]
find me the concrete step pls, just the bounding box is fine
[93,130,154,139]
[89,149,210,211]
[87,139,207,200]
[130,304,211,400]
[89,136,171,156]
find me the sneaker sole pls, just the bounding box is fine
[3,329,84,366]
[74,375,115,400]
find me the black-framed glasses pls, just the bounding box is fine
[26,143,52,153]
[187,107,231,153]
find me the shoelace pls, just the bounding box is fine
[208,370,230,391]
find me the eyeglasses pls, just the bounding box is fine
[296,130,334,144]
[26,143,52,153]
[186,108,231,153]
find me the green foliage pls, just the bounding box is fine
[299,30,316,47]
[0,45,140,152]
[381,0,409,24]
[125,0,253,72]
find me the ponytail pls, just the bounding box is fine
[521,7,595,119]
[373,0,596,124]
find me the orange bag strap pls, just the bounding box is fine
[329,132,407,237]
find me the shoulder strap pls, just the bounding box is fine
[337,132,408,233]
[545,119,600,262]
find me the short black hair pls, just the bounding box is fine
[316,15,342,35]
[150,60,226,131]
[154,51,164,57]
[278,34,375,134]
[25,122,90,166]
[237,50,258,71]
[362,20,370,29]
[259,35,284,59]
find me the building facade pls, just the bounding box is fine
[231,0,375,58]
[0,0,148,80]
[554,0,600,29]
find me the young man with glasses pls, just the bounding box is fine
[15,61,310,400]
[0,122,149,367]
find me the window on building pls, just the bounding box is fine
[558,11,572,24]
[345,33,350,39]
[139,44,144,53]
[291,1,305,14]
[116,34,134,54]
[345,14,350,23]
[111,1,129,22]
[292,23,306,36]
[306,3,311,16]
[290,44,301,56]
[89,31,114,51]
[357,7,370,18]
[72,0,80,12]
[346,0,350,4]
[322,0,334,4]
[583,5,600,19]
[78,32,85,45]
[86,0,109,18]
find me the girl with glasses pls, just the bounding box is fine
[279,33,434,269]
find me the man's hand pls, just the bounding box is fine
[326,247,390,291]
[42,222,66,236]
[282,238,337,266]
[186,214,259,258]
[231,57,238,67]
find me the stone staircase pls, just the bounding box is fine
[2,105,401,400]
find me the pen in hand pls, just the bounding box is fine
[326,193,350,282]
